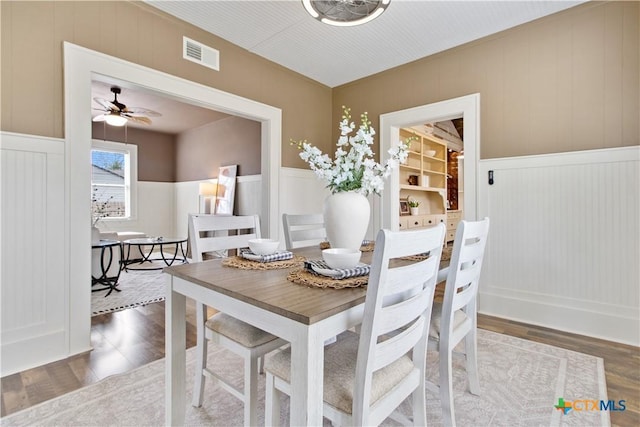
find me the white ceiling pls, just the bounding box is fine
[91,79,231,134]
[94,0,586,134]
[146,0,585,88]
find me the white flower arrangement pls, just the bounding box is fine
[292,106,411,196]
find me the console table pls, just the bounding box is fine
[122,237,188,271]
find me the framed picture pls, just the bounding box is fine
[399,200,410,216]
[214,165,237,215]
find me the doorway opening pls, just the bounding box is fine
[64,42,282,356]
[378,94,479,233]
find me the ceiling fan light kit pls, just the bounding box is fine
[104,113,128,127]
[302,0,390,27]
[93,86,161,127]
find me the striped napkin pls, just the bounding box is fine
[241,250,294,263]
[305,259,370,280]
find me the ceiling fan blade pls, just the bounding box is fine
[123,106,162,117]
[93,97,120,112]
[126,115,152,125]
[92,114,107,122]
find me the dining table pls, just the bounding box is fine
[164,244,449,426]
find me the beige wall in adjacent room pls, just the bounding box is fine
[175,116,261,182]
[0,1,332,168]
[332,1,639,159]
[92,115,261,182]
[92,123,176,182]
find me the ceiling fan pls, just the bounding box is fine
[93,86,161,127]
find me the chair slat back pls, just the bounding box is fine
[282,213,326,249]
[353,224,445,420]
[385,256,440,296]
[443,217,490,325]
[188,214,261,262]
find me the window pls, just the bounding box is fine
[91,139,137,222]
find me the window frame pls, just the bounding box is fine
[91,139,138,222]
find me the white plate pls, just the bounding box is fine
[311,262,367,278]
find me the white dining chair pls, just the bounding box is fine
[264,224,446,426]
[188,213,287,426]
[428,217,490,427]
[282,213,326,250]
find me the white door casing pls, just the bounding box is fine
[379,94,480,231]
[64,42,281,356]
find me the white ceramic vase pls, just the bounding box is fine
[410,207,419,216]
[323,191,370,251]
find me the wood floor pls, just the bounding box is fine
[2,300,638,426]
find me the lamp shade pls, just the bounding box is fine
[199,182,218,196]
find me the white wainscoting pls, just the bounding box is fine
[174,175,263,241]
[98,181,176,239]
[175,170,327,248]
[0,133,329,376]
[1,133,67,376]
[175,171,327,245]
[235,175,263,217]
[3,132,636,376]
[278,167,332,243]
[478,146,640,345]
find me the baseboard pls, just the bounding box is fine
[479,291,639,346]
[0,330,73,377]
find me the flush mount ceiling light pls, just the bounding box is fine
[302,0,390,27]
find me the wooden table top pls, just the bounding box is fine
[164,246,369,325]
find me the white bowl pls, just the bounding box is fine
[248,238,279,255]
[322,248,362,270]
[425,149,437,157]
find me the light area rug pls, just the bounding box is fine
[91,270,166,316]
[1,329,608,426]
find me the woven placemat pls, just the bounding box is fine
[400,245,452,262]
[287,268,368,289]
[222,255,306,270]
[319,241,375,252]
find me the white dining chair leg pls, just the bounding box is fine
[243,355,259,426]
[439,342,456,427]
[265,373,280,427]
[465,327,481,395]
[412,375,428,426]
[192,302,208,407]
[412,309,430,427]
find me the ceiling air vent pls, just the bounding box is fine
[183,36,219,71]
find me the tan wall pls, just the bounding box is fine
[2,1,637,165]
[332,1,639,159]
[175,116,261,181]
[0,1,332,169]
[92,123,176,182]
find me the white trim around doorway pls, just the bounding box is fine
[378,94,480,232]
[64,42,281,356]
